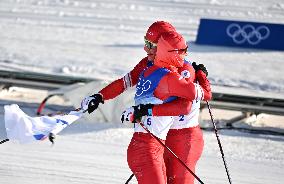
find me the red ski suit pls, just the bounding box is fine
[128,64,211,184]
[99,57,211,183]
[99,57,193,116]
[165,61,207,184]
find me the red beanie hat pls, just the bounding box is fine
[145,21,176,43]
[154,31,187,68]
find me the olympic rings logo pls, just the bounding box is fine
[226,23,270,45]
[135,80,151,97]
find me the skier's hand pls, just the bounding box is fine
[132,104,154,123]
[192,62,208,76]
[48,133,56,144]
[81,94,104,114]
[121,104,154,123]
[121,107,135,123]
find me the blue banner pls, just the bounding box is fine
[196,19,284,51]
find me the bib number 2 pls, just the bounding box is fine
[179,115,185,121]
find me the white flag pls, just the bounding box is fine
[4,104,83,144]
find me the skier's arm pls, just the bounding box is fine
[195,70,212,100]
[152,62,195,116]
[168,72,212,101]
[82,57,149,114]
[157,71,211,102]
[152,98,192,116]
[99,57,149,100]
[191,62,212,100]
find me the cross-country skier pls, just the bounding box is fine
[138,22,210,184]
[121,31,211,183]
[81,21,211,183]
[129,60,210,184]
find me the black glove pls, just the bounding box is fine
[87,94,104,114]
[192,62,208,76]
[132,104,154,123]
[48,133,56,145]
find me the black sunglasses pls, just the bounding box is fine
[168,46,188,54]
[144,37,157,49]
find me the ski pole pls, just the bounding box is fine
[48,108,87,144]
[128,120,205,184]
[206,101,232,184]
[0,139,9,144]
[125,173,134,184]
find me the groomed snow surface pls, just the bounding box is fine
[0,86,283,184]
[1,112,284,184]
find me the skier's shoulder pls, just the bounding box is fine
[178,59,195,81]
[139,57,150,66]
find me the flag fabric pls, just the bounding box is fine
[4,104,83,144]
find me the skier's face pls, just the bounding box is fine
[144,45,157,61]
[169,46,188,61]
[144,37,158,61]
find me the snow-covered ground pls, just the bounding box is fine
[1,119,284,184]
[0,88,284,184]
[0,0,284,183]
[0,91,284,184]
